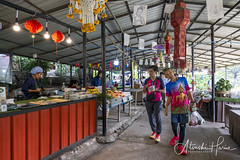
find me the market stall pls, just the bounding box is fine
[0,93,97,160]
[87,87,133,122]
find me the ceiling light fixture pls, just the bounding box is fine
[114,57,119,66]
[43,20,50,39]
[66,28,72,44]
[13,10,20,31]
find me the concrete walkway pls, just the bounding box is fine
[89,108,240,160]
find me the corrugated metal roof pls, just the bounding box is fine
[0,0,240,68]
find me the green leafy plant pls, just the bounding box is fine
[215,78,232,91]
[97,93,112,101]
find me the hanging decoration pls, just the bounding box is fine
[171,0,190,69]
[67,0,108,33]
[51,31,65,55]
[24,19,43,46]
[159,51,163,62]
[152,42,157,50]
[124,60,127,65]
[75,63,80,67]
[89,63,92,68]
[96,63,100,69]
[109,62,112,69]
[164,31,172,55]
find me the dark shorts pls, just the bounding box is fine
[171,113,189,124]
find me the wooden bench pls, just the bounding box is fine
[229,110,240,146]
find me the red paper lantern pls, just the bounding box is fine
[171,0,190,69]
[52,31,65,43]
[24,19,43,46]
[52,31,65,54]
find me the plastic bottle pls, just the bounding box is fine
[62,83,66,91]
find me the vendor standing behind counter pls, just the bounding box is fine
[22,66,45,99]
[91,71,102,87]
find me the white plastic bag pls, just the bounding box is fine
[189,110,205,126]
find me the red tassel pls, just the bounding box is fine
[56,43,58,55]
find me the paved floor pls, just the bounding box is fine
[90,108,240,160]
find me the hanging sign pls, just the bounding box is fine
[164,3,175,14]
[133,5,148,26]
[163,63,166,68]
[150,58,154,65]
[168,63,171,68]
[139,59,143,65]
[206,0,224,21]
[124,33,130,46]
[145,59,148,65]
[122,97,128,103]
[138,38,145,50]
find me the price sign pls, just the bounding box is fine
[0,87,6,101]
[0,104,7,112]
[129,96,133,100]
[122,97,128,103]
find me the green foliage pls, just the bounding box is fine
[97,93,112,101]
[54,64,70,76]
[13,55,50,76]
[215,78,232,91]
[195,74,211,90]
[215,65,240,90]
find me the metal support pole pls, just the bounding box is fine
[88,67,91,84]
[138,65,140,79]
[70,65,72,80]
[83,32,87,88]
[225,66,228,79]
[91,68,93,79]
[110,68,113,80]
[60,63,62,78]
[130,50,133,89]
[211,26,216,123]
[122,33,125,111]
[101,19,107,136]
[191,43,194,91]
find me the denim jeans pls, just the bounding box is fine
[145,101,162,135]
[171,113,189,144]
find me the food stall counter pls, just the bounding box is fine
[0,97,97,160]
